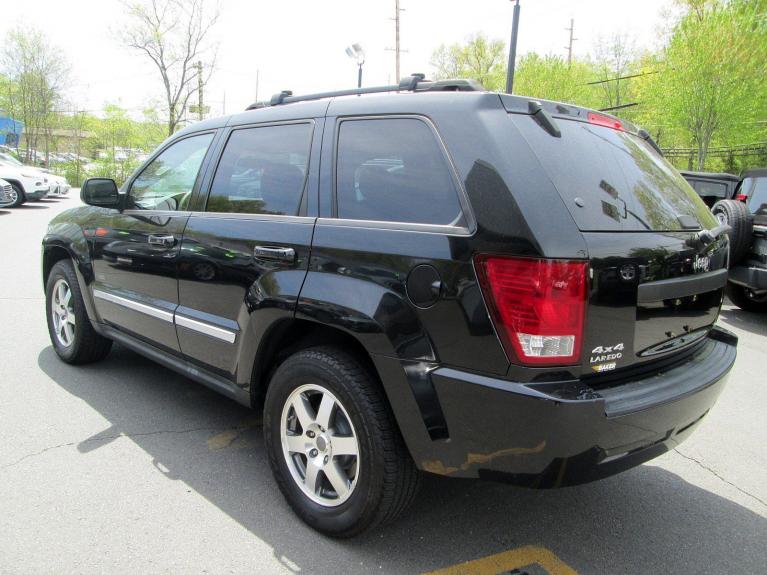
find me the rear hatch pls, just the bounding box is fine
[510,109,727,375]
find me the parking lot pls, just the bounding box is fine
[1,195,765,574]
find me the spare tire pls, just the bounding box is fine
[712,200,753,265]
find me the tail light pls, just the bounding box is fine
[587,111,623,131]
[474,255,588,366]
[735,194,748,202]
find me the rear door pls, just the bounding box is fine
[511,114,727,374]
[90,132,216,352]
[175,120,320,378]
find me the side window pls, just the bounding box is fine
[336,118,465,226]
[206,123,312,215]
[129,133,213,211]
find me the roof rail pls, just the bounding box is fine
[245,74,484,110]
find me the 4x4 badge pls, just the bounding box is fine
[590,343,624,363]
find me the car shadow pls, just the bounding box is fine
[16,203,49,209]
[37,345,767,574]
[0,210,10,216]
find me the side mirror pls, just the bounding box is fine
[81,178,121,209]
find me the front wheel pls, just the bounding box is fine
[46,260,113,363]
[1,183,25,208]
[727,281,767,312]
[263,347,420,537]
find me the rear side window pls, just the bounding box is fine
[694,180,728,200]
[335,118,465,226]
[206,123,312,216]
[513,115,716,231]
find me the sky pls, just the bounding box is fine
[0,0,676,120]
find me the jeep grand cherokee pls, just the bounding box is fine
[42,75,737,537]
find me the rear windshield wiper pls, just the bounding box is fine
[686,222,731,253]
[528,101,561,138]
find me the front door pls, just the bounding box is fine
[175,120,320,379]
[90,132,216,353]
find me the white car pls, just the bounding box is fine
[0,178,13,207]
[0,162,50,206]
[42,171,70,196]
[0,152,70,196]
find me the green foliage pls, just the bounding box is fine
[431,33,507,90]
[431,1,767,172]
[514,54,601,109]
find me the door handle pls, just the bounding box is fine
[147,234,176,247]
[253,245,296,262]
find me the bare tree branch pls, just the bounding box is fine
[120,0,220,136]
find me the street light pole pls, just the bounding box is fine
[346,44,365,88]
[505,0,521,94]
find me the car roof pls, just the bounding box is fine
[741,168,767,179]
[679,170,740,181]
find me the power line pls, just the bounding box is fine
[586,69,661,85]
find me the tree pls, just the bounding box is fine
[1,28,69,163]
[514,54,601,108]
[657,0,767,170]
[121,0,219,136]
[593,33,637,109]
[431,33,506,90]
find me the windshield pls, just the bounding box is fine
[512,115,717,232]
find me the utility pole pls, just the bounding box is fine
[565,18,577,66]
[505,0,521,94]
[197,60,204,121]
[386,0,405,82]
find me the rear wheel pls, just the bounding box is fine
[263,346,420,537]
[727,281,767,312]
[46,260,112,363]
[712,200,752,265]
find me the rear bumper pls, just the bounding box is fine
[729,264,767,290]
[399,327,736,487]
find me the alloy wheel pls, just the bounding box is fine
[280,384,360,507]
[51,278,76,347]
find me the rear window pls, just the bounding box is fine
[513,116,716,231]
[693,180,729,200]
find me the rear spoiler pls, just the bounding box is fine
[499,94,663,155]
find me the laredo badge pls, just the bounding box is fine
[590,343,624,364]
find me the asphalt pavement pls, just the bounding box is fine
[1,195,765,574]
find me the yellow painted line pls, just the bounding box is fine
[424,545,579,575]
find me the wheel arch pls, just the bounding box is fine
[248,316,442,466]
[249,318,378,408]
[42,236,100,325]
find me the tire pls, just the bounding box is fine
[45,260,112,364]
[726,281,767,312]
[712,200,753,265]
[2,183,25,208]
[263,346,421,537]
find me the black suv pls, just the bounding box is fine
[681,169,767,311]
[43,77,737,537]
[680,170,741,208]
